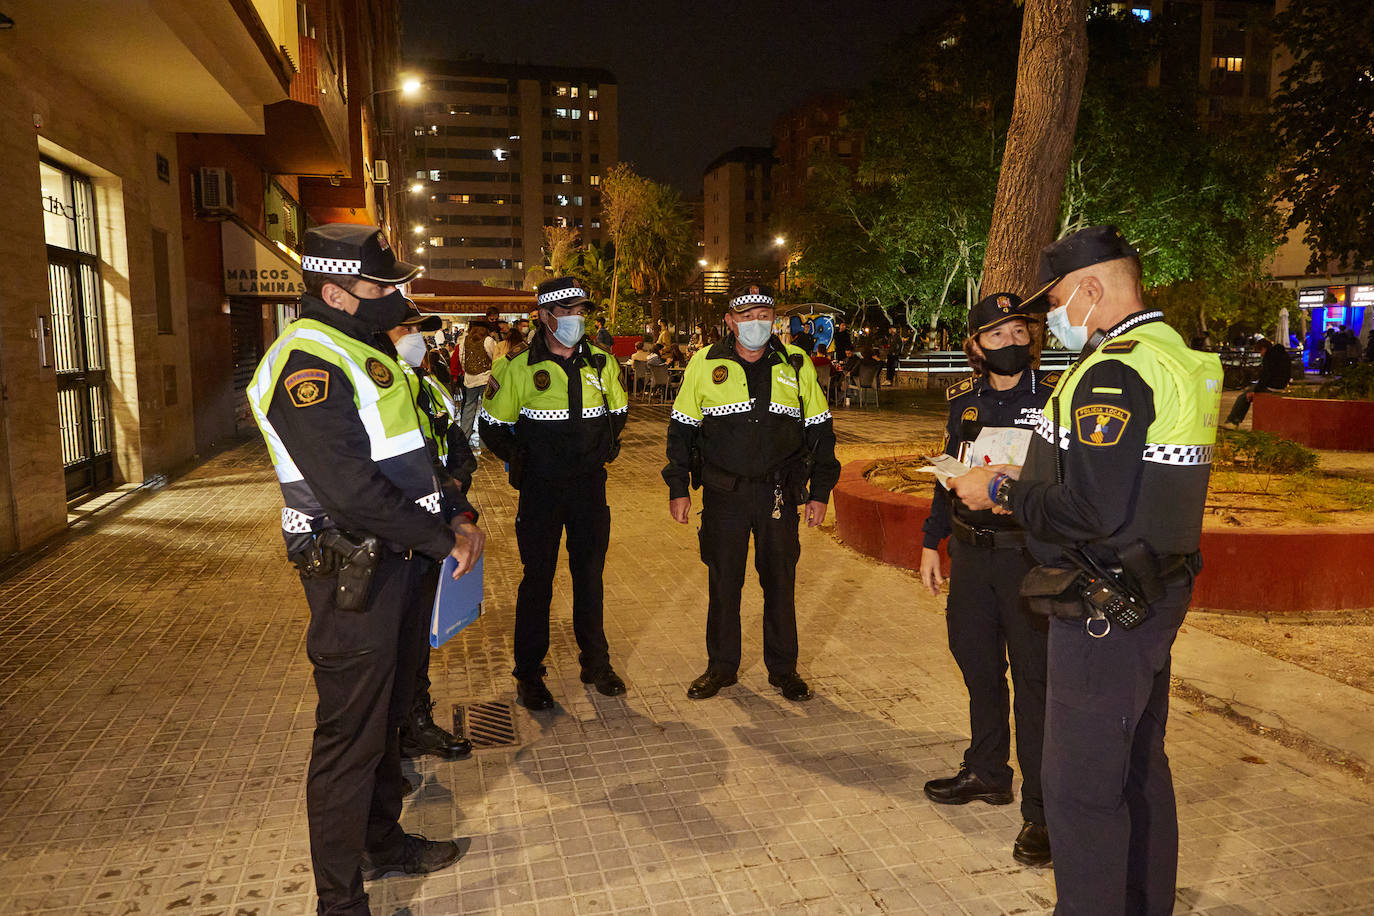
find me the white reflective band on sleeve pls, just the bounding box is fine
[769,402,802,418]
[609,404,628,415]
[415,492,442,514]
[520,407,571,421]
[281,507,315,533]
[804,410,832,426]
[1143,444,1213,465]
[478,405,514,427]
[1035,413,1071,450]
[701,400,753,416]
[670,408,701,427]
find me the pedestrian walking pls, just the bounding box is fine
[248,224,486,916]
[663,284,841,702]
[456,322,494,443]
[951,225,1221,916]
[478,277,629,710]
[919,292,1055,868]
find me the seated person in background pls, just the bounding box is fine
[630,341,652,364]
[1224,337,1289,428]
[647,344,668,368]
[811,346,832,373]
[665,344,687,367]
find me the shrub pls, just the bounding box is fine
[1214,429,1317,473]
[1285,364,1374,401]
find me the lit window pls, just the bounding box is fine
[556,216,569,228]
[559,174,572,184]
[493,148,507,161]
[448,194,470,203]
[429,169,442,181]
[590,219,601,228]
[554,107,569,118]
[429,237,444,247]
[573,196,583,206]
[589,175,600,186]
[588,87,598,99]
[413,126,425,137]
[415,170,426,179]
[555,85,569,97]
[587,110,599,122]
[1212,56,1244,73]
[571,109,581,120]
[1131,7,1151,21]
[570,87,579,99]
[556,195,569,206]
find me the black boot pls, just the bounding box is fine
[400,700,473,760]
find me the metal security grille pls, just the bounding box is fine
[453,701,518,749]
[43,161,112,500]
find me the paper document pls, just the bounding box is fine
[969,426,1032,467]
[917,454,973,488]
[431,555,485,649]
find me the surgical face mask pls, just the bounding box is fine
[1045,283,1094,351]
[734,318,773,350]
[982,343,1031,376]
[348,288,409,332]
[551,314,585,348]
[395,332,426,368]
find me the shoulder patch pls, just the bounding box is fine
[1101,339,1139,353]
[711,365,729,384]
[532,369,551,391]
[285,368,329,408]
[1074,404,1132,447]
[1040,371,1061,390]
[484,376,500,399]
[946,377,974,400]
[364,357,393,388]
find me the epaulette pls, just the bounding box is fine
[1040,371,1061,390]
[1101,339,1139,354]
[946,376,975,400]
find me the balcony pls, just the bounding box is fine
[256,33,350,175]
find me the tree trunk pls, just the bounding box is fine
[980,0,1090,300]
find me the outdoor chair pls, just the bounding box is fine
[648,362,675,404]
[846,362,880,408]
[631,359,650,398]
[814,363,833,404]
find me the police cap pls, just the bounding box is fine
[968,291,1038,335]
[400,298,442,332]
[301,223,422,285]
[536,276,593,310]
[1023,225,1139,312]
[728,283,775,311]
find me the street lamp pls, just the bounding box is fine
[412,225,424,235]
[774,236,786,247]
[409,182,425,193]
[401,77,422,95]
[698,258,708,267]
[414,246,425,255]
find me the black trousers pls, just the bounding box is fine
[699,480,801,676]
[300,553,430,916]
[1043,579,1191,916]
[946,538,1048,824]
[411,563,439,713]
[512,470,612,680]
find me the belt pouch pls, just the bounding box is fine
[1019,565,1086,619]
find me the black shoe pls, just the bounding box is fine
[1012,821,1052,867]
[580,667,627,697]
[515,676,555,710]
[400,703,474,760]
[361,833,470,881]
[401,775,418,798]
[923,766,1014,806]
[686,669,737,700]
[768,670,814,702]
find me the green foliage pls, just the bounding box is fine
[1145,279,1291,345]
[1286,364,1374,401]
[1273,0,1374,272]
[601,163,695,324]
[1214,429,1317,474]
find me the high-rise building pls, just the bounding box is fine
[403,59,618,288]
[701,146,778,274]
[771,93,862,211]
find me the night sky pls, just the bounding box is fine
[400,0,952,193]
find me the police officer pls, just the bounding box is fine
[478,277,629,710]
[664,284,841,702]
[380,304,477,763]
[248,224,486,916]
[919,292,1055,868]
[951,226,1222,915]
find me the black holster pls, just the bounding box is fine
[315,529,381,611]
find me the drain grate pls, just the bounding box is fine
[453,701,518,749]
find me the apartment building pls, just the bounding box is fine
[701,146,778,274]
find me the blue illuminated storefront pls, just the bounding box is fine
[1296,284,1372,368]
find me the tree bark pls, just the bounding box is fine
[980,0,1090,299]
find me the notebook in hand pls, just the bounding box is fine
[430,555,484,648]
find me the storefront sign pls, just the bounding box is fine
[1297,287,1327,309]
[221,220,303,297]
[1350,285,1374,307]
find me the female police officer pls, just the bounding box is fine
[918,292,1055,867]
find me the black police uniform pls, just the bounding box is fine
[663,324,840,694]
[477,285,628,703]
[258,304,476,916]
[1004,226,1222,915]
[922,366,1055,827]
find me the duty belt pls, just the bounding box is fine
[951,516,1026,550]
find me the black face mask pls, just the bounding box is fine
[982,343,1031,376]
[349,288,409,332]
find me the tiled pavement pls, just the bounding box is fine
[1,401,1373,916]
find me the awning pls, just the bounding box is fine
[221,218,304,298]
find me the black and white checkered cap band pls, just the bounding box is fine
[1143,444,1213,466]
[538,286,588,306]
[302,256,362,275]
[729,293,774,309]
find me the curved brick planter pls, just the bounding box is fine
[832,459,1374,614]
[1252,393,1374,451]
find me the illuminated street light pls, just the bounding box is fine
[774,236,786,247]
[412,225,424,234]
[414,246,425,255]
[698,258,708,267]
[409,182,425,193]
[401,77,423,95]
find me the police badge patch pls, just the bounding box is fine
[285,368,329,407]
[365,357,393,387]
[485,376,500,399]
[711,365,728,384]
[533,369,551,391]
[1074,404,1131,447]
[961,406,978,423]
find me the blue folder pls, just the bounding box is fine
[430,555,485,648]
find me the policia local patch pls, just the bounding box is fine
[285,368,329,407]
[365,357,393,387]
[1074,404,1131,446]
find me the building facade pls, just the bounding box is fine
[771,93,862,212]
[701,146,778,274]
[402,59,619,288]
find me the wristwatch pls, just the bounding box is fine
[993,476,1015,511]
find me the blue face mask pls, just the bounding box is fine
[552,314,585,347]
[734,319,773,350]
[1045,283,1093,351]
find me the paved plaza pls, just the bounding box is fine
[1,400,1373,915]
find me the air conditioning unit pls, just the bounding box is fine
[195,167,236,218]
[372,159,390,185]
